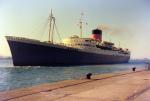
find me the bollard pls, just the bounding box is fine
[86,73,92,79]
[148,64,150,70]
[145,63,150,71]
[132,67,136,71]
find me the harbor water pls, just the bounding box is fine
[0,58,146,92]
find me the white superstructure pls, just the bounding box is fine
[62,35,130,57]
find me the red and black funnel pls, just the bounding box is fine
[92,29,102,41]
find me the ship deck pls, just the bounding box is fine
[0,69,150,101]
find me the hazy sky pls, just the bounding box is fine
[0,0,150,59]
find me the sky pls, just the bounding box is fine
[0,0,150,59]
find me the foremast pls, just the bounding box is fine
[48,10,56,43]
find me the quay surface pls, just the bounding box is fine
[0,70,150,101]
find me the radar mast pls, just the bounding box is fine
[78,12,88,38]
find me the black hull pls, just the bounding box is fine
[7,39,130,66]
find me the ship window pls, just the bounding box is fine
[85,40,89,42]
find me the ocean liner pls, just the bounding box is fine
[6,11,130,66]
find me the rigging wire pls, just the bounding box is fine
[54,23,62,42]
[40,19,49,41]
[39,10,62,43]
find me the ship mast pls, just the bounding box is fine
[51,17,55,43]
[79,19,83,38]
[79,12,87,38]
[48,10,53,42]
[48,10,57,43]
[48,10,61,43]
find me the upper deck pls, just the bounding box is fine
[62,35,130,56]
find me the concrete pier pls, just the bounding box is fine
[0,70,150,101]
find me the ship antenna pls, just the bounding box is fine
[48,9,53,42]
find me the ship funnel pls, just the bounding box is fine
[92,29,102,41]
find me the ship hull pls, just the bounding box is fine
[6,37,130,66]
